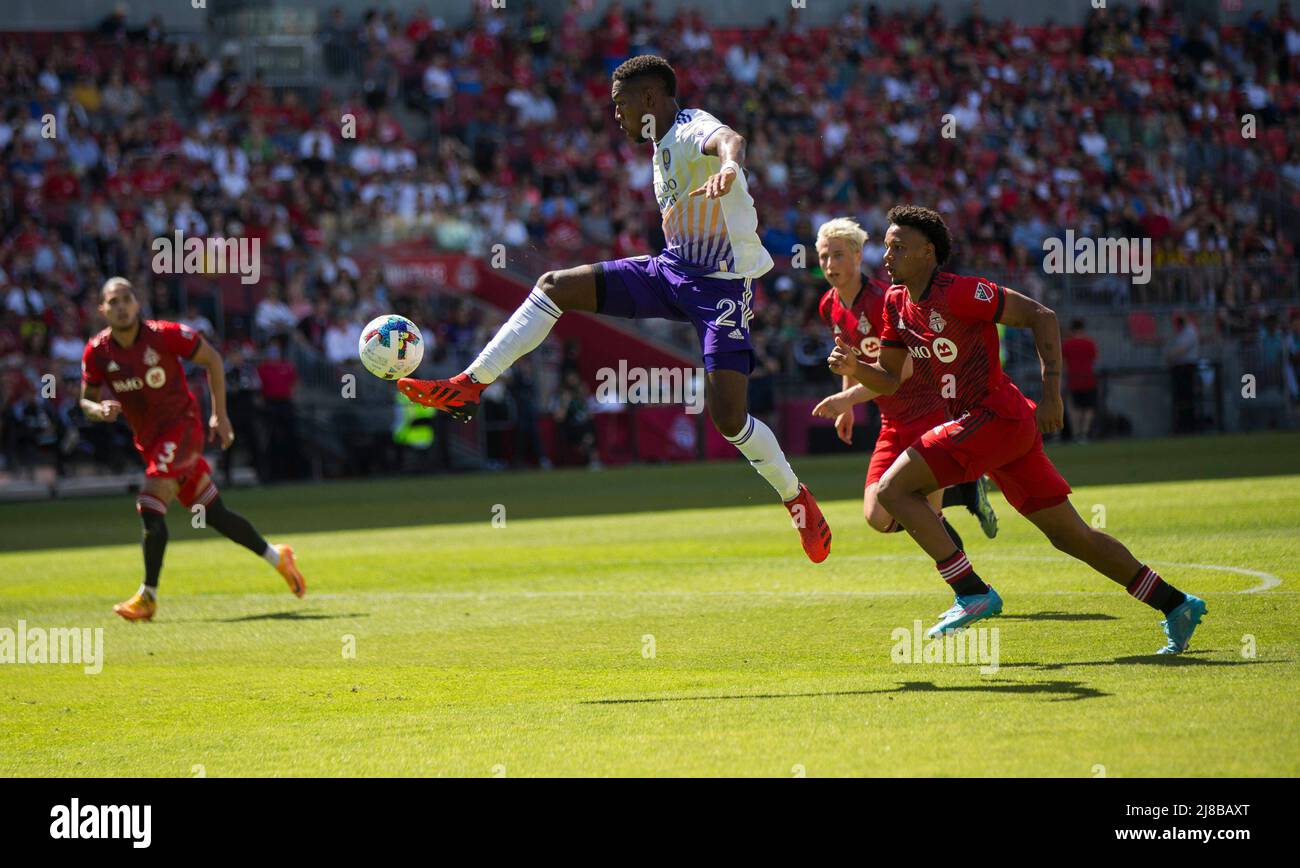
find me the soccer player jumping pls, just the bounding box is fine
[399,55,831,562]
[829,207,1206,653]
[81,278,306,621]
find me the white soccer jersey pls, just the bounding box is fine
[651,108,774,280]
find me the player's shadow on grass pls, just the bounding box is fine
[587,679,1106,705]
[997,651,1285,671]
[205,611,370,623]
[999,611,1118,622]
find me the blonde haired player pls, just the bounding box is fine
[811,218,998,546]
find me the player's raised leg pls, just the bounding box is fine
[707,367,831,563]
[112,475,180,621]
[182,471,305,598]
[398,265,597,421]
[1023,500,1205,654]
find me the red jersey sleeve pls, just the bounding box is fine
[879,290,905,348]
[946,274,1006,323]
[81,341,103,386]
[156,320,202,359]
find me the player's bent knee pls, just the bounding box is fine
[862,485,892,531]
[536,267,594,313]
[875,473,902,509]
[865,504,895,533]
[143,480,178,504]
[536,270,559,297]
[709,407,747,439]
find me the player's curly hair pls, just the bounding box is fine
[612,54,677,97]
[887,205,952,266]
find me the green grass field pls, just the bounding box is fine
[2,432,1298,777]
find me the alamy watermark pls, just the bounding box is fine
[50,799,150,848]
[891,620,1000,674]
[595,361,706,415]
[151,230,261,285]
[1042,231,1151,286]
[0,620,103,674]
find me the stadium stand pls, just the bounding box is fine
[1,1,1298,486]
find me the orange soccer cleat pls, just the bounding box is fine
[397,373,485,423]
[275,544,307,598]
[112,591,157,622]
[785,484,832,564]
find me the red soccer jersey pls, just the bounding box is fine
[819,277,945,426]
[879,271,1033,421]
[81,320,203,448]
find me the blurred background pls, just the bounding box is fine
[1,0,1297,499]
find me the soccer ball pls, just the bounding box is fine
[358,314,424,380]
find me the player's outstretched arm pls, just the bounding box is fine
[812,376,878,445]
[80,381,120,423]
[192,337,235,449]
[998,287,1064,434]
[690,127,746,199]
[829,337,906,396]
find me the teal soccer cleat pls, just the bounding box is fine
[1156,594,1207,654]
[926,586,1003,638]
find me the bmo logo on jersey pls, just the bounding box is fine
[932,338,959,363]
[908,338,960,363]
[858,336,880,359]
[111,377,145,392]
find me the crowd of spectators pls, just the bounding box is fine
[3,1,1300,478]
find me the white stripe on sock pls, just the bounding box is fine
[466,288,562,384]
[725,415,799,502]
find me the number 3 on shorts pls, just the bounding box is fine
[156,441,177,473]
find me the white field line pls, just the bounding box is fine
[309,555,1280,596]
[301,555,1279,600]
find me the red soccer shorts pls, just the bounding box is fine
[867,410,949,488]
[136,417,214,508]
[913,408,1071,516]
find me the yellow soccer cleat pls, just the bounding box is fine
[112,592,156,622]
[275,544,306,598]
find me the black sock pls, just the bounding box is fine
[1127,565,1187,615]
[936,550,990,597]
[140,509,167,591]
[940,487,966,510]
[205,495,271,557]
[960,481,984,513]
[941,516,964,553]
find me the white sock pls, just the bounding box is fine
[465,288,562,384]
[263,545,281,568]
[725,415,800,502]
[138,584,156,600]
